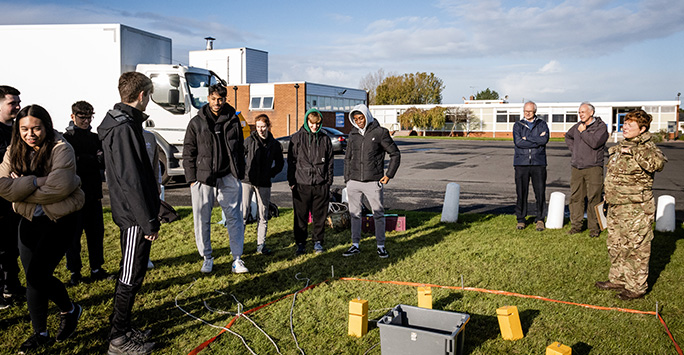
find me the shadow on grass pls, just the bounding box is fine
[647,223,684,293]
[572,341,593,355]
[461,313,500,354]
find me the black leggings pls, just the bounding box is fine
[18,213,77,333]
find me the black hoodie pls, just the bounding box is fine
[243,130,284,187]
[97,103,160,235]
[183,103,245,186]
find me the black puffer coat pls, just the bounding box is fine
[243,131,284,187]
[344,119,400,183]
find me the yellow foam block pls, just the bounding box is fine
[546,342,572,355]
[349,299,368,315]
[496,305,523,340]
[417,286,433,309]
[348,299,368,337]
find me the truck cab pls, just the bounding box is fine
[136,64,248,184]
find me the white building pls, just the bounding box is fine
[189,46,268,85]
[371,100,681,138]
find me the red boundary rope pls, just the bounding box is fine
[188,277,682,355]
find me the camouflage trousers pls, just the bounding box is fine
[606,200,655,294]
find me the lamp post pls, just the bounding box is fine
[294,83,300,129]
[233,86,238,110]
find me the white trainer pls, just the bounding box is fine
[201,257,214,273]
[232,259,249,274]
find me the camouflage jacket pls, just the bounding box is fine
[604,132,667,205]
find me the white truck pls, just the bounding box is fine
[0,23,236,183]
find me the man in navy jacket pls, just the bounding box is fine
[513,101,549,231]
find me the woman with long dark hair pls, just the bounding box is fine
[0,105,85,353]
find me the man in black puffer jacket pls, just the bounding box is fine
[287,108,333,255]
[183,84,248,274]
[242,114,283,255]
[342,104,400,259]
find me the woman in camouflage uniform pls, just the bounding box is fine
[596,109,667,300]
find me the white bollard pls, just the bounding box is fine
[546,192,565,229]
[441,183,460,223]
[656,195,676,232]
[341,187,348,204]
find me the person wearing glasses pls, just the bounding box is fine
[63,101,111,286]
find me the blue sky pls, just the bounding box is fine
[1,0,683,104]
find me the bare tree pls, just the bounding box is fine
[359,68,388,105]
[448,107,481,137]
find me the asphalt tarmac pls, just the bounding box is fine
[104,138,684,221]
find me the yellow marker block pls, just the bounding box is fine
[546,342,572,355]
[417,287,433,309]
[496,305,523,340]
[348,299,368,337]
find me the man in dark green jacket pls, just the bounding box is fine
[342,104,400,258]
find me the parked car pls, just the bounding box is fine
[277,126,348,154]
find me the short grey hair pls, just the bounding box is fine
[524,101,537,113]
[580,102,595,115]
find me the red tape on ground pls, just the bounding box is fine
[189,277,682,355]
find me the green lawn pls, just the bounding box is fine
[1,208,681,354]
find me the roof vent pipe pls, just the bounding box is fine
[204,37,215,50]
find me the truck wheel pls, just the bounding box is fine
[158,148,171,185]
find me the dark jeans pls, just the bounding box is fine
[110,225,151,339]
[292,184,329,245]
[0,211,22,295]
[515,165,547,223]
[66,199,105,274]
[18,214,77,333]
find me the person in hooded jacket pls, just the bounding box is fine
[341,104,400,258]
[287,109,333,255]
[513,101,549,231]
[242,114,283,255]
[183,84,248,274]
[63,101,111,286]
[98,72,159,354]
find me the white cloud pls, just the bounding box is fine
[538,60,562,74]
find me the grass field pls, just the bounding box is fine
[1,207,682,354]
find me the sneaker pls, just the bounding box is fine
[516,222,525,230]
[91,269,114,281]
[3,285,26,299]
[147,259,155,269]
[377,247,389,258]
[342,245,361,257]
[536,220,545,231]
[232,259,249,274]
[295,243,306,256]
[128,328,152,343]
[200,258,213,274]
[56,303,82,342]
[313,242,324,254]
[67,272,81,287]
[108,334,155,355]
[256,244,273,255]
[18,333,53,354]
[0,295,10,310]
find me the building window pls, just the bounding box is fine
[537,114,548,122]
[509,114,520,123]
[552,114,564,122]
[250,96,274,110]
[566,114,578,122]
[496,110,507,123]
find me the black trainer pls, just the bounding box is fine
[0,295,10,310]
[342,245,360,257]
[377,247,389,258]
[108,334,155,355]
[18,333,53,354]
[295,243,306,256]
[91,268,115,281]
[128,328,152,342]
[56,303,82,342]
[67,272,81,287]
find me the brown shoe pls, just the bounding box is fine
[536,221,545,231]
[567,227,582,235]
[616,289,645,301]
[595,281,625,290]
[589,230,600,238]
[516,222,525,230]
